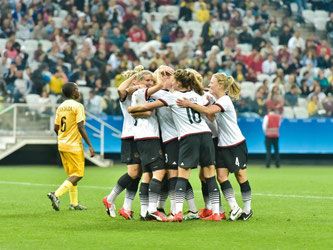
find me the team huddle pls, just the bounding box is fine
[47,65,253,222]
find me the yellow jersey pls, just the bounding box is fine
[49,76,65,94]
[55,100,85,152]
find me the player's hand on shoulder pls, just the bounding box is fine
[89,146,95,157]
[177,97,191,108]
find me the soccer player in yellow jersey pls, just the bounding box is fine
[47,82,95,211]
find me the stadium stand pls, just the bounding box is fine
[0,0,332,118]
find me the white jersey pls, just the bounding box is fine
[214,95,245,147]
[202,91,219,138]
[119,95,136,139]
[131,88,160,140]
[150,90,178,143]
[159,90,211,139]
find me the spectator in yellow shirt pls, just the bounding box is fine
[49,69,65,94]
[197,3,210,22]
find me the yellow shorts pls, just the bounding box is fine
[59,149,85,177]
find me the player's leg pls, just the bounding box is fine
[139,171,151,220]
[198,167,212,218]
[157,175,168,218]
[201,165,221,221]
[217,168,242,221]
[146,160,168,222]
[199,134,221,221]
[103,139,141,218]
[235,169,253,221]
[183,180,199,220]
[119,164,141,220]
[265,137,272,168]
[173,167,191,222]
[167,169,177,218]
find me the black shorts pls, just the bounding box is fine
[216,140,248,173]
[136,139,165,173]
[178,133,215,169]
[121,138,141,165]
[213,137,218,164]
[162,139,179,170]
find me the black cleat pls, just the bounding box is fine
[69,204,87,210]
[47,192,60,211]
[237,210,253,221]
[140,215,148,221]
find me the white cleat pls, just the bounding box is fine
[103,196,116,218]
[228,207,243,221]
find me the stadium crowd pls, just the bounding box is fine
[0,0,333,118]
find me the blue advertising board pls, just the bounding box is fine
[85,116,333,154]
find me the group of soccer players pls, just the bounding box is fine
[47,64,253,222]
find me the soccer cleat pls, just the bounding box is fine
[199,208,212,218]
[157,208,168,220]
[172,212,183,222]
[118,207,135,220]
[140,215,148,221]
[228,207,243,221]
[102,196,116,218]
[146,211,168,222]
[220,212,226,220]
[167,212,175,221]
[237,210,253,221]
[183,210,199,220]
[201,213,221,221]
[47,192,60,211]
[69,204,87,210]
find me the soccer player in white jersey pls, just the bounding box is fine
[103,66,152,220]
[129,69,222,222]
[131,68,176,222]
[177,73,253,221]
[148,69,199,220]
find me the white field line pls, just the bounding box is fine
[0,180,333,200]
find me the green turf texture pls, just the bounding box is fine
[0,165,333,250]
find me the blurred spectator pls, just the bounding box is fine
[262,54,277,75]
[300,79,310,97]
[49,68,65,95]
[326,12,333,45]
[253,86,268,116]
[266,86,284,114]
[230,10,242,29]
[247,49,263,74]
[279,25,293,46]
[179,2,192,21]
[197,2,210,22]
[170,26,185,42]
[128,24,147,43]
[160,16,173,43]
[308,85,326,102]
[322,96,333,117]
[288,31,305,53]
[308,95,325,117]
[217,2,230,21]
[85,90,103,115]
[284,84,299,107]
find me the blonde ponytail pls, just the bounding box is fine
[213,73,241,99]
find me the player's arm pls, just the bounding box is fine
[146,67,173,97]
[177,98,221,116]
[78,121,95,157]
[128,100,165,113]
[54,124,59,135]
[131,111,152,118]
[117,74,137,100]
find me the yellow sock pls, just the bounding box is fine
[55,180,73,198]
[69,185,78,206]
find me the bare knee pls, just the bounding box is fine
[234,169,247,184]
[153,169,166,181]
[128,164,141,179]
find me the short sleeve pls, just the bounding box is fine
[215,96,230,112]
[75,104,85,123]
[55,109,61,125]
[158,92,176,107]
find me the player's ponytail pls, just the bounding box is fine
[174,69,204,96]
[214,73,241,99]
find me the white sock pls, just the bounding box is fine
[243,200,251,214]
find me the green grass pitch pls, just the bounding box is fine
[0,165,333,249]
